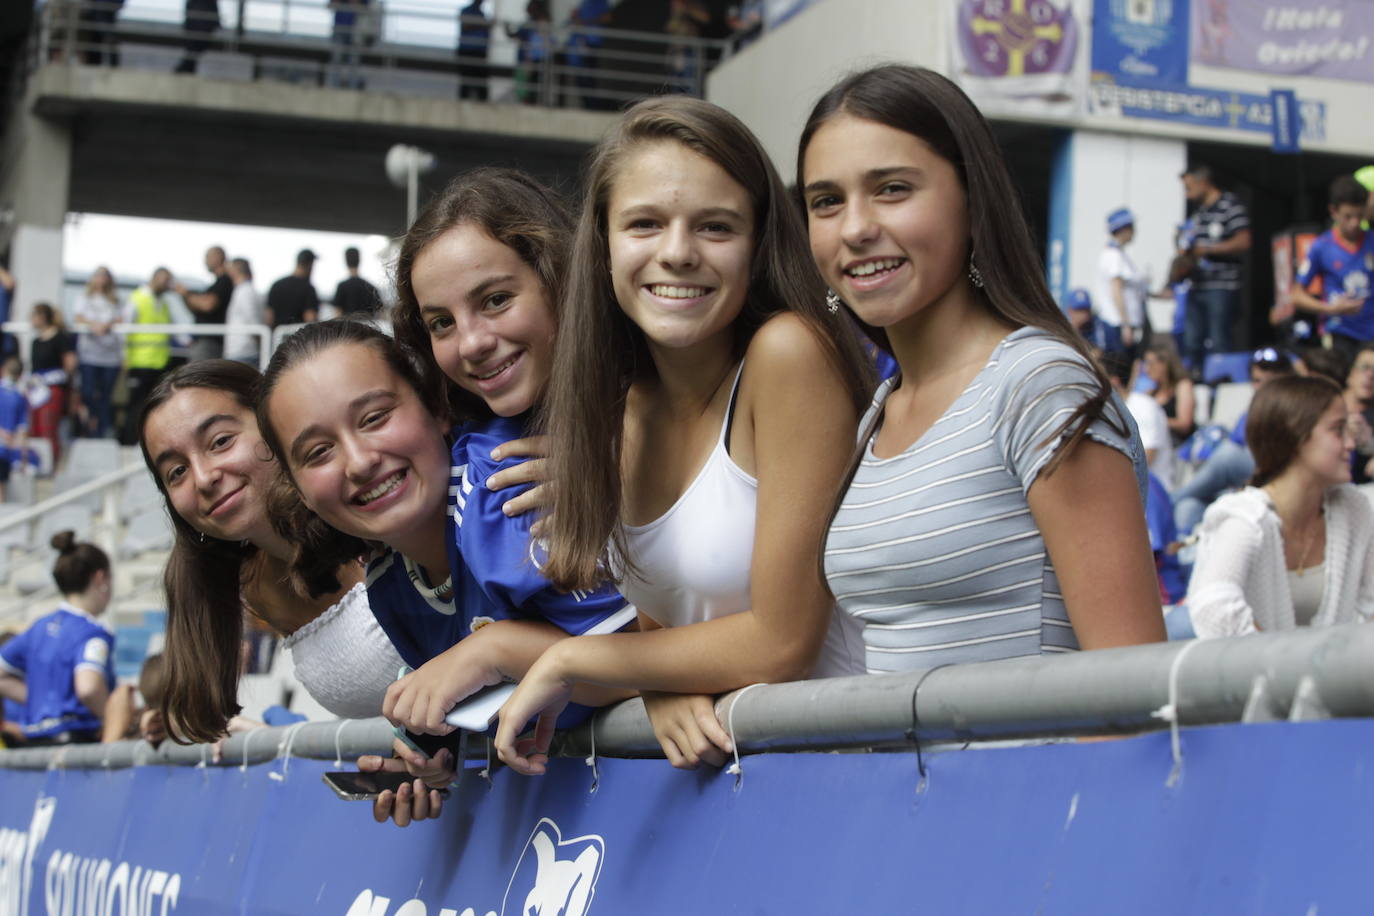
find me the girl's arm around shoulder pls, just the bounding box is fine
[1028,438,1166,649]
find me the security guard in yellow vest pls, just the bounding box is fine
[120,267,174,444]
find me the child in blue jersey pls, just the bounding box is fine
[1292,176,1374,358]
[257,320,632,732]
[0,532,116,745]
[0,357,29,500]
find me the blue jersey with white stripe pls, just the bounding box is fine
[363,415,632,670]
[1298,229,1374,340]
[0,605,114,739]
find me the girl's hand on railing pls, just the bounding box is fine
[493,650,572,776]
[383,643,504,736]
[641,691,731,769]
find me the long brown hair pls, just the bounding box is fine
[392,167,574,424]
[1247,375,1344,487]
[138,359,261,744]
[538,96,874,591]
[255,319,448,593]
[797,65,1122,479]
[84,266,117,302]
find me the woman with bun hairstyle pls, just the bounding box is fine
[1188,375,1374,636]
[0,532,119,744]
[494,96,874,774]
[138,359,401,745]
[798,65,1164,670]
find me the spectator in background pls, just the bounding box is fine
[665,0,710,95]
[507,0,553,104]
[1342,343,1374,483]
[175,0,220,74]
[121,267,175,445]
[1142,341,1195,446]
[1103,349,1174,490]
[73,266,123,438]
[0,263,15,358]
[27,302,77,467]
[266,249,320,328]
[78,0,123,65]
[1064,287,1098,345]
[332,247,382,317]
[1094,207,1146,355]
[328,0,369,89]
[0,358,28,502]
[1181,164,1251,369]
[175,245,232,362]
[136,652,169,746]
[457,0,491,101]
[0,532,118,746]
[224,257,263,366]
[726,0,763,50]
[566,0,612,109]
[1290,176,1374,362]
[1173,348,1293,534]
[1188,375,1374,637]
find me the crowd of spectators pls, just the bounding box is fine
[0,245,381,454]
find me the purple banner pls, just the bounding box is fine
[1191,0,1374,83]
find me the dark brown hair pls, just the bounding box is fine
[1146,340,1187,391]
[255,319,447,593]
[1247,375,1345,487]
[538,96,874,591]
[392,167,573,423]
[796,65,1121,478]
[50,530,109,594]
[138,359,261,744]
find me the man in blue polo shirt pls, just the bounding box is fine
[1292,175,1374,360]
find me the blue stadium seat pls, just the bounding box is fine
[1203,351,1253,385]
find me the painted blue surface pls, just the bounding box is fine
[2,720,1373,913]
[1271,89,1301,152]
[1091,0,1189,87]
[1089,80,1327,142]
[1048,132,1074,309]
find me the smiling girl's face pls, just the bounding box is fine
[802,114,971,331]
[607,140,756,357]
[266,342,451,551]
[412,223,557,418]
[144,388,276,545]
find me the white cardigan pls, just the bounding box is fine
[1187,485,1374,637]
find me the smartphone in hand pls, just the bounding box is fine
[322,770,446,801]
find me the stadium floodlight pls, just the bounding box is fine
[385,144,437,229]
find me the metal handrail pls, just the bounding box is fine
[1,321,273,370]
[3,620,1374,770]
[31,0,732,105]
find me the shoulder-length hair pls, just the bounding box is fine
[539,95,874,591]
[1248,375,1344,487]
[392,167,574,424]
[255,319,448,594]
[138,359,261,744]
[84,266,116,302]
[796,64,1118,477]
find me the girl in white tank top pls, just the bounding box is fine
[493,97,874,774]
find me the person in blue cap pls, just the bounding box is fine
[1065,287,1099,346]
[1094,207,1147,355]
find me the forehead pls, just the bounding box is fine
[276,342,397,402]
[413,223,534,296]
[610,141,752,213]
[144,388,252,454]
[803,114,954,182]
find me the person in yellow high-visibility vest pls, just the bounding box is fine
[120,267,173,445]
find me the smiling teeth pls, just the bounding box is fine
[357,472,404,504]
[475,356,517,380]
[650,285,709,299]
[846,258,903,277]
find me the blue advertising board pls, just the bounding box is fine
[1091,0,1190,86]
[1088,78,1326,142]
[4,720,1374,914]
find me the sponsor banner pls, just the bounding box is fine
[1191,0,1374,83]
[950,0,1087,117]
[1090,0,1190,86]
[1270,88,1301,151]
[4,721,1374,913]
[1088,77,1327,141]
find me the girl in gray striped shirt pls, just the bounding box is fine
[799,65,1165,671]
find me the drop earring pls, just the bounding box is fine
[825,289,842,314]
[967,253,985,289]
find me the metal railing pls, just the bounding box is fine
[29,0,733,109]
[2,320,272,371]
[2,620,1372,769]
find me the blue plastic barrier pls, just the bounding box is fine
[2,719,1373,914]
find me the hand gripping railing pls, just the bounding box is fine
[4,621,1374,770]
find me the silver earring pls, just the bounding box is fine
[968,253,985,289]
[198,530,206,545]
[825,288,842,314]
